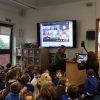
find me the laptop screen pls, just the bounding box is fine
[75,53,87,62]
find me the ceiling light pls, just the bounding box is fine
[9,0,38,10]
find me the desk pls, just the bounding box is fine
[66,61,86,85]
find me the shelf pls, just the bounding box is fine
[16,47,49,71]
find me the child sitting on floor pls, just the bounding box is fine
[5,82,21,100]
[81,69,98,98]
[60,85,80,100]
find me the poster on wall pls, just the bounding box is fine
[0,54,10,65]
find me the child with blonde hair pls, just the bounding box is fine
[40,71,52,86]
[31,71,41,100]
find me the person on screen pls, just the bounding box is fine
[50,45,67,72]
[58,29,67,40]
[61,25,70,41]
[43,29,50,41]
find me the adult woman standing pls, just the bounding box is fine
[78,51,99,79]
[50,45,67,72]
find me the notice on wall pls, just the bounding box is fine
[0,54,10,65]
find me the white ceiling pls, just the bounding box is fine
[0,0,86,10]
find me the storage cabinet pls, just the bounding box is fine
[16,47,48,71]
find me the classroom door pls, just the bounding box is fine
[0,23,13,65]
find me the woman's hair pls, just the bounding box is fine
[85,51,99,78]
[58,45,66,53]
[86,51,98,66]
[40,83,58,100]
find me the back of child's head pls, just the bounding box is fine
[13,67,21,73]
[59,77,66,85]
[10,82,21,94]
[21,90,34,100]
[67,85,79,99]
[87,69,95,76]
[6,63,12,69]
[27,65,34,72]
[20,74,30,83]
[59,77,69,87]
[6,68,19,80]
[40,82,58,100]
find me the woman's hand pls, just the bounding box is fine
[77,59,81,63]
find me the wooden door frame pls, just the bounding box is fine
[96,19,100,57]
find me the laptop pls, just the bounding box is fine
[75,53,87,62]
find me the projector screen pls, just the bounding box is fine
[37,20,77,48]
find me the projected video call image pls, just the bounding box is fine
[38,20,76,47]
[0,35,10,49]
[42,23,70,42]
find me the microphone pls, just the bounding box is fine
[81,41,88,53]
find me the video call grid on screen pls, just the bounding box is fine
[39,21,74,47]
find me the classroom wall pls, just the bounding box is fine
[0,0,99,63]
[0,3,25,64]
[96,0,100,18]
[23,0,96,58]
[0,3,26,45]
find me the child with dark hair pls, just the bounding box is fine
[56,77,69,99]
[20,74,34,93]
[81,69,98,98]
[5,63,12,72]
[5,82,21,100]
[60,85,79,100]
[5,68,19,95]
[25,65,35,81]
[53,70,63,86]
